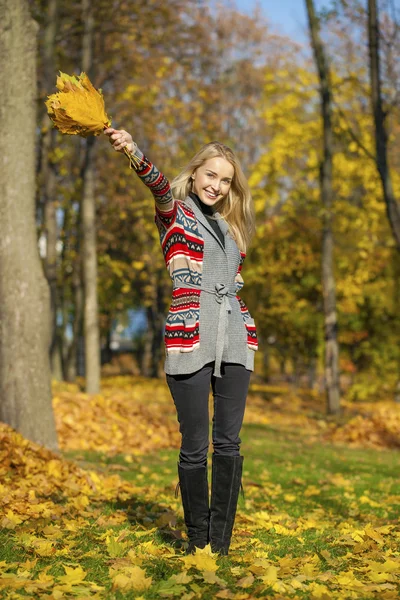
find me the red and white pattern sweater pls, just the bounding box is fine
[132,149,258,356]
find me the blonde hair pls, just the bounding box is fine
[170,142,255,253]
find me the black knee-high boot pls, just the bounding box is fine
[209,454,243,555]
[177,464,210,554]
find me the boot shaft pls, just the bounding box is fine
[210,454,244,555]
[177,464,210,552]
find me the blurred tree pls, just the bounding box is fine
[0,0,58,449]
[367,0,400,250]
[306,0,340,413]
[81,0,101,393]
[37,0,62,379]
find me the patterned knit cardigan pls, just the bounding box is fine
[134,151,258,355]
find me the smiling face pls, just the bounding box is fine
[192,157,234,206]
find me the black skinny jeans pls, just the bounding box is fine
[166,362,251,470]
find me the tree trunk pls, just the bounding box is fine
[40,0,61,378]
[81,0,100,393]
[306,0,341,414]
[0,0,58,450]
[367,0,400,251]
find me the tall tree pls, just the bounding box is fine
[38,0,62,378]
[306,0,341,413]
[0,0,58,449]
[81,0,101,393]
[367,0,400,251]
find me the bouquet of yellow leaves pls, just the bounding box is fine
[46,71,140,168]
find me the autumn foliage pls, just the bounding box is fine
[45,72,111,137]
[1,377,400,598]
[53,377,180,455]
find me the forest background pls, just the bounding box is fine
[36,0,400,390]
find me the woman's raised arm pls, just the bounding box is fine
[104,128,174,217]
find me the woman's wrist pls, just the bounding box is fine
[127,141,137,155]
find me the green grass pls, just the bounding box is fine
[1,420,399,599]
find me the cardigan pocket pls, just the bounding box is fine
[237,296,258,351]
[164,289,200,354]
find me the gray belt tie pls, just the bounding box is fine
[173,281,236,378]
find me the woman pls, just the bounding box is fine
[104,127,258,555]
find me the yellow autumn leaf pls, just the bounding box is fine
[248,558,272,575]
[112,566,152,591]
[170,571,193,584]
[304,485,321,497]
[181,544,218,572]
[46,71,111,137]
[37,571,54,585]
[260,565,278,585]
[367,571,394,583]
[202,570,227,586]
[308,582,332,599]
[335,570,365,588]
[112,573,134,590]
[376,559,399,573]
[106,536,128,557]
[137,540,164,556]
[47,459,63,477]
[284,493,296,502]
[1,510,23,528]
[364,525,385,544]
[32,540,55,557]
[236,573,254,588]
[70,494,90,510]
[58,565,87,585]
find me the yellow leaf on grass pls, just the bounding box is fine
[236,573,254,588]
[32,540,55,557]
[284,494,296,502]
[260,565,278,585]
[304,486,321,497]
[135,528,157,537]
[376,559,399,573]
[215,591,235,599]
[58,565,87,585]
[248,558,272,575]
[202,570,227,586]
[112,573,134,590]
[106,536,127,557]
[37,571,55,585]
[138,540,164,556]
[47,459,62,477]
[0,510,23,529]
[364,526,385,544]
[181,544,218,572]
[112,566,152,591]
[170,571,193,584]
[335,570,364,588]
[368,571,394,583]
[70,494,90,510]
[308,582,331,599]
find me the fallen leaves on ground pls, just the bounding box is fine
[0,377,399,598]
[53,377,400,455]
[53,377,181,455]
[324,401,400,449]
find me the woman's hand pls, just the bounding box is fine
[104,127,134,154]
